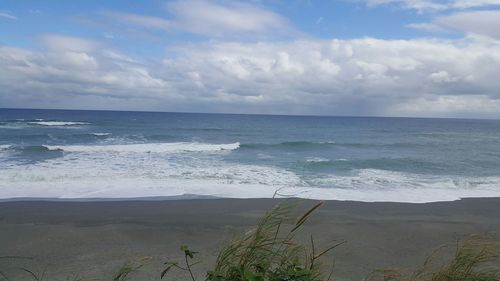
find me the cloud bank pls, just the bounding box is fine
[2,33,500,117]
[1,0,500,118]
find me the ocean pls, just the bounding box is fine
[1,108,500,202]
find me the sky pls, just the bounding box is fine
[1,0,500,118]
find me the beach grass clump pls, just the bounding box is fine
[366,235,500,281]
[163,200,342,281]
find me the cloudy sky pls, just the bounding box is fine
[1,0,500,118]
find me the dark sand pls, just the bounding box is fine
[1,198,500,281]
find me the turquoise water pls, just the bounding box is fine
[1,108,500,202]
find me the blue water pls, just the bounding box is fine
[1,108,500,202]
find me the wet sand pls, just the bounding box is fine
[1,198,500,281]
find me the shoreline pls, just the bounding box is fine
[1,197,500,280]
[1,194,499,203]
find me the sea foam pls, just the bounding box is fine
[28,121,90,126]
[1,154,500,202]
[91,133,111,136]
[45,142,240,153]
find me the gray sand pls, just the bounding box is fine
[1,198,500,281]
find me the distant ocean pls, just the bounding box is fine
[1,108,500,202]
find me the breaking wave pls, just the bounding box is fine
[28,121,90,126]
[45,142,240,153]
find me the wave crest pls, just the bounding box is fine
[45,142,240,153]
[241,141,336,149]
[28,121,90,126]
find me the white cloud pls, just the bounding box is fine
[436,10,500,40]
[166,0,291,37]
[429,71,459,83]
[409,10,500,40]
[389,95,500,116]
[361,0,447,11]
[451,0,500,8]
[2,32,500,117]
[0,38,170,111]
[0,11,17,20]
[40,34,100,52]
[405,22,446,32]
[360,0,500,11]
[101,11,172,31]
[100,0,292,38]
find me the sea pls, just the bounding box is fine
[1,108,500,203]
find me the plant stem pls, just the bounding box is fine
[185,254,196,281]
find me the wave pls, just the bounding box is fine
[240,141,433,151]
[4,145,63,153]
[145,134,177,141]
[301,157,443,172]
[0,144,11,151]
[28,121,90,126]
[0,123,27,129]
[91,133,111,136]
[241,141,336,149]
[45,142,240,153]
[1,164,500,202]
[307,169,499,190]
[176,127,225,132]
[305,157,330,163]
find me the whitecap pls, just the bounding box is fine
[91,133,111,136]
[0,144,11,151]
[29,121,90,126]
[45,142,240,153]
[305,157,330,163]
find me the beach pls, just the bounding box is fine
[1,197,499,281]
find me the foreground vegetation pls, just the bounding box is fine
[1,200,500,281]
[366,235,500,281]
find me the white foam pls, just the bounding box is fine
[0,145,11,150]
[306,157,329,163]
[307,169,500,195]
[29,121,90,126]
[1,140,499,203]
[45,142,240,153]
[91,133,111,136]
[1,149,500,203]
[0,123,26,129]
[0,150,303,199]
[0,145,12,156]
[1,170,500,203]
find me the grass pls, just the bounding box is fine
[366,234,500,281]
[0,257,151,281]
[161,200,342,281]
[201,200,342,281]
[1,200,500,281]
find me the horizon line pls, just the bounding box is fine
[1,107,499,121]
